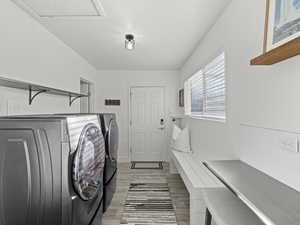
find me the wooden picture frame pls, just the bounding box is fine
[263,0,271,53]
[251,0,300,65]
[179,89,184,107]
[265,0,300,52]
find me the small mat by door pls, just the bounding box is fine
[120,183,178,225]
[131,161,163,170]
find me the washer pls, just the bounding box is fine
[0,114,105,225]
[99,113,119,213]
[54,112,119,213]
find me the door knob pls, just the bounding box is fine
[160,118,164,125]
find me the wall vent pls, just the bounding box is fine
[105,99,121,106]
[11,0,105,19]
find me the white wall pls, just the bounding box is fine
[0,0,97,115]
[94,70,180,162]
[5,0,300,191]
[0,1,181,164]
[180,0,300,191]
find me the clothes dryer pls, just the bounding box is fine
[0,115,105,225]
[99,113,119,212]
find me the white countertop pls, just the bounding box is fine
[205,160,300,225]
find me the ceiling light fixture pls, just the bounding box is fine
[125,34,135,50]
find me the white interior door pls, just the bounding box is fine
[130,87,166,162]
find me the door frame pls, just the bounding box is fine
[128,85,166,162]
[80,78,94,113]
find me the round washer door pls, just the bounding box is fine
[107,119,119,161]
[73,123,105,201]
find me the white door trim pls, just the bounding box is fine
[80,78,94,113]
[128,85,166,162]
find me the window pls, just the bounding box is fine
[184,53,226,120]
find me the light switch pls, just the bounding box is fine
[279,136,299,153]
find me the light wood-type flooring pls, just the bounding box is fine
[102,163,189,225]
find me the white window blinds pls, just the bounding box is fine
[190,71,204,114]
[184,80,191,115]
[204,53,225,117]
[184,52,226,119]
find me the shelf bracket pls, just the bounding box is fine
[29,87,47,105]
[69,95,88,106]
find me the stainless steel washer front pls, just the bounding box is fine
[73,123,105,201]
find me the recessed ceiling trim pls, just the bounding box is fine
[11,0,106,19]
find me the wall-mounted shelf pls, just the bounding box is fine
[0,77,89,106]
[250,36,300,65]
[170,114,186,122]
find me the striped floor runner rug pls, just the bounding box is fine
[120,183,178,225]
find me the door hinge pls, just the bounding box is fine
[130,120,132,126]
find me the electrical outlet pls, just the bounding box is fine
[280,136,299,153]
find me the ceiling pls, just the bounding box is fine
[14,0,231,70]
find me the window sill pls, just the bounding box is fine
[187,115,226,123]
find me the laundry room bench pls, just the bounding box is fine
[170,150,223,225]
